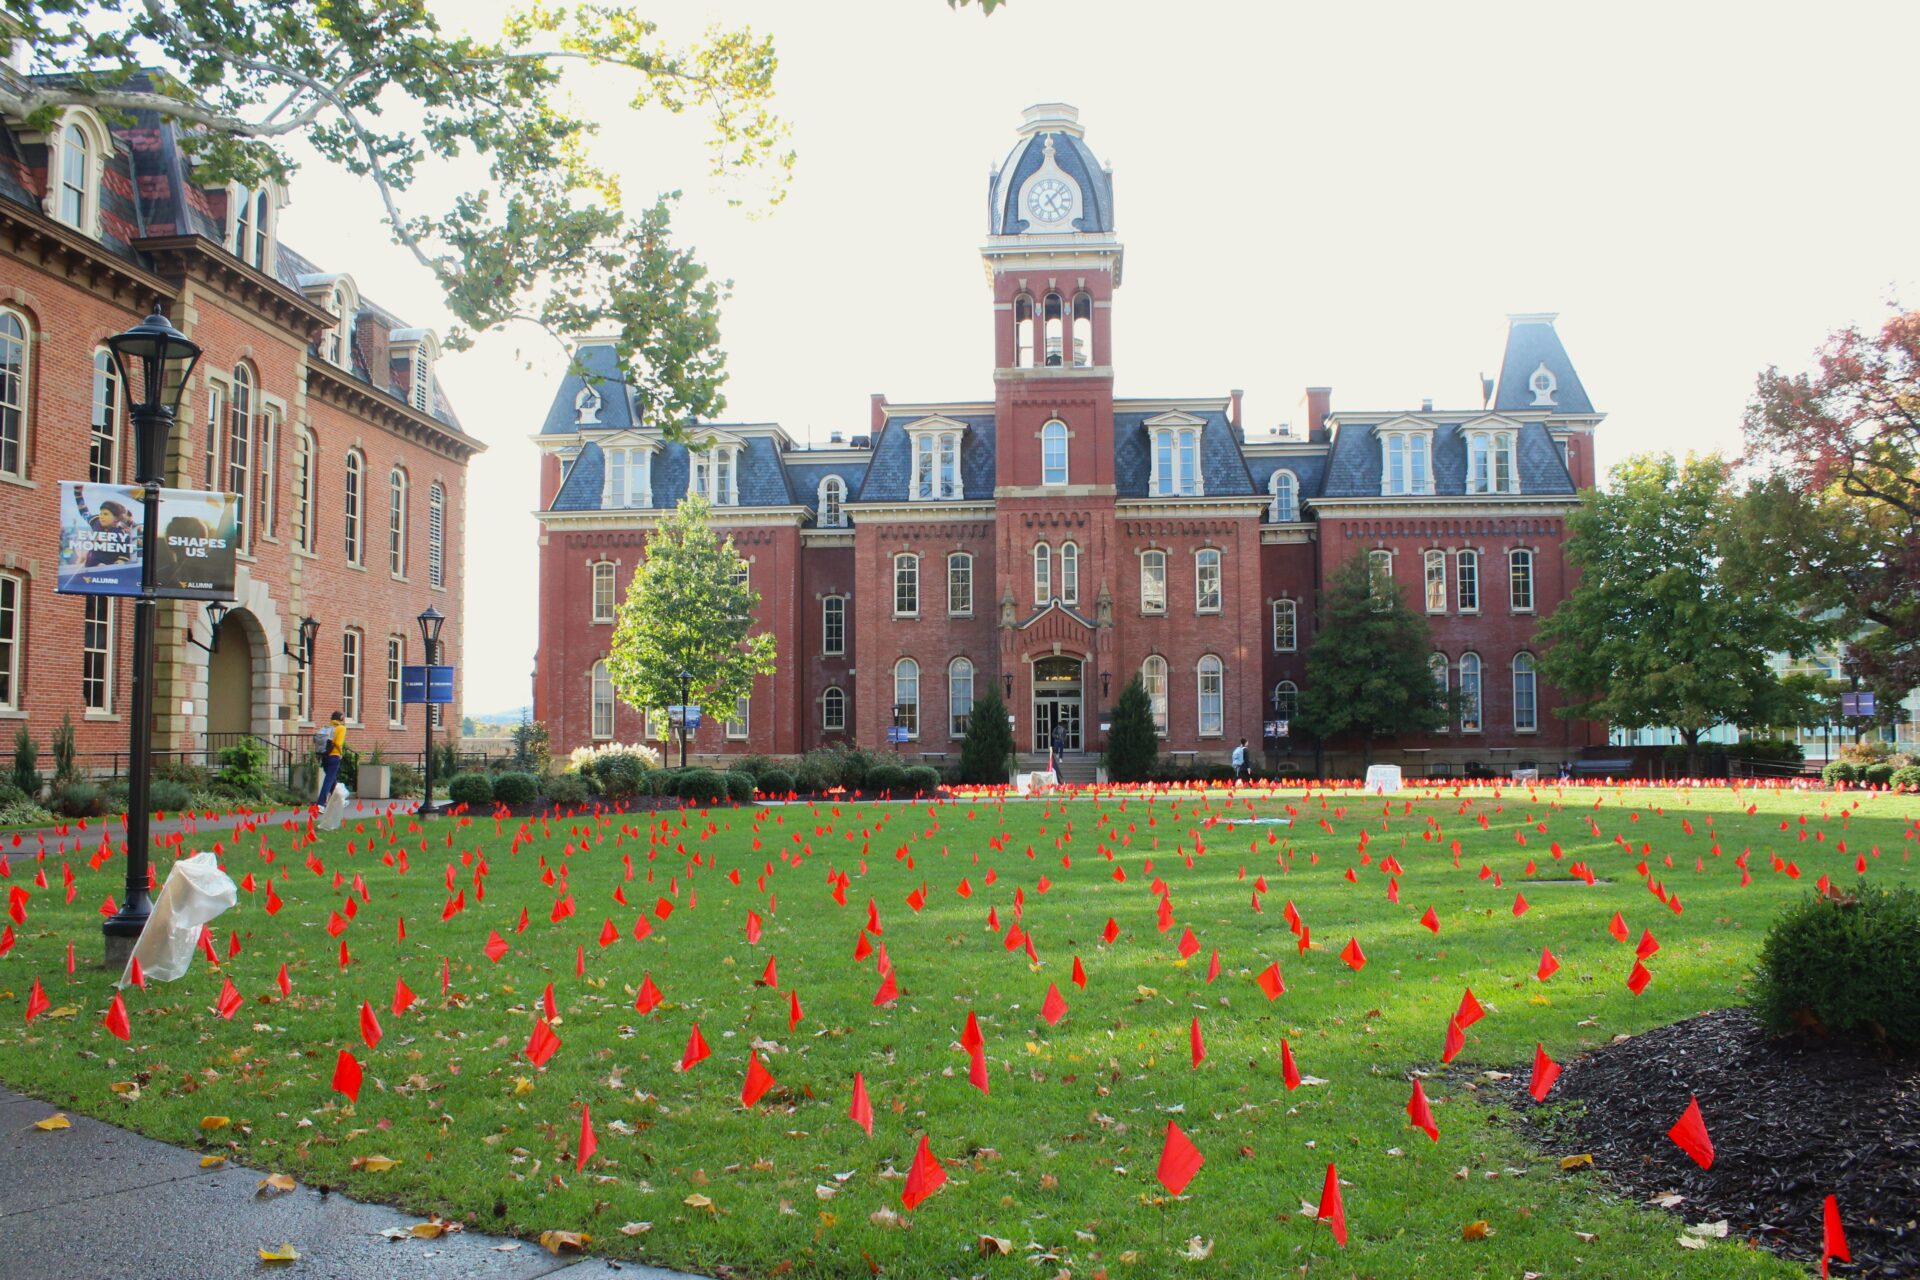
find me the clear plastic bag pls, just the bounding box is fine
[117,850,238,986]
[318,783,352,831]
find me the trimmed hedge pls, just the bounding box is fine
[543,772,591,806]
[491,772,541,806]
[904,765,941,795]
[1893,765,1920,793]
[1752,881,1920,1050]
[595,751,649,800]
[1863,761,1897,787]
[1822,761,1858,785]
[866,763,909,795]
[758,768,795,796]
[674,768,726,804]
[724,770,755,803]
[448,772,494,806]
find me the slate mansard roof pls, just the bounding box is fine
[986,103,1116,237]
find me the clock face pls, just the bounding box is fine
[1026,178,1073,224]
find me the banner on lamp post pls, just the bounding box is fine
[57,482,238,600]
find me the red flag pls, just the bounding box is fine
[1041,982,1068,1026]
[216,976,243,1020]
[392,977,416,1016]
[1441,1018,1465,1065]
[1340,937,1365,970]
[1455,988,1485,1029]
[1627,958,1652,995]
[742,1051,777,1107]
[1205,949,1221,983]
[1257,962,1285,999]
[1822,1194,1850,1277]
[1512,892,1529,916]
[1419,906,1439,933]
[1177,926,1200,959]
[872,968,899,1006]
[1071,955,1087,989]
[276,962,290,997]
[103,991,131,1041]
[849,1071,874,1136]
[788,988,804,1031]
[441,956,451,995]
[901,1133,947,1209]
[576,1103,597,1171]
[961,1010,984,1054]
[1102,917,1119,944]
[1667,1095,1714,1168]
[761,955,779,988]
[1407,1079,1437,1141]
[1316,1162,1347,1245]
[1281,1037,1302,1090]
[598,917,619,947]
[1536,946,1559,982]
[967,1046,990,1095]
[1156,1120,1204,1195]
[525,1018,561,1068]
[265,883,283,915]
[542,982,558,1023]
[1189,1014,1207,1067]
[1528,1043,1561,1101]
[1608,911,1628,942]
[485,931,509,963]
[680,1020,710,1071]
[332,1048,363,1102]
[746,909,763,944]
[337,938,351,970]
[128,956,145,989]
[359,1000,382,1049]
[1636,928,1660,959]
[635,972,662,1015]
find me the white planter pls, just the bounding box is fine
[357,763,392,800]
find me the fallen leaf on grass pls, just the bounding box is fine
[256,1173,296,1197]
[1180,1236,1214,1260]
[1685,1220,1729,1239]
[32,1114,70,1131]
[683,1193,715,1212]
[258,1243,299,1263]
[351,1155,400,1172]
[200,1155,227,1168]
[539,1230,590,1254]
[868,1209,901,1229]
[1573,1231,1597,1243]
[1462,1220,1493,1241]
[42,1005,77,1020]
[109,1081,139,1096]
[1559,1153,1595,1170]
[618,1222,652,1236]
[1677,1235,1707,1251]
[978,1236,1013,1256]
[199,1115,230,1132]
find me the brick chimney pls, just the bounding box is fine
[870,393,887,435]
[1301,386,1332,442]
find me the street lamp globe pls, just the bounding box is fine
[104,306,200,482]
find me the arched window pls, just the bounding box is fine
[292,429,315,552]
[0,572,18,711]
[1197,655,1224,737]
[1195,548,1222,613]
[1273,680,1298,722]
[427,483,445,589]
[343,450,365,564]
[592,561,617,623]
[947,552,973,616]
[1367,548,1394,609]
[894,658,920,739]
[1060,541,1079,605]
[1033,541,1051,604]
[1430,652,1450,733]
[1140,549,1167,614]
[1425,548,1447,613]
[818,474,846,527]
[574,386,602,424]
[1041,418,1069,486]
[1150,426,1202,496]
[59,122,90,229]
[388,466,409,577]
[0,308,30,479]
[591,660,615,740]
[1014,294,1035,368]
[1268,469,1298,522]
[1141,655,1169,736]
[1512,652,1538,732]
[821,685,847,733]
[1271,598,1297,652]
[1509,548,1535,612]
[253,189,271,268]
[1043,292,1064,366]
[821,594,846,655]
[228,364,254,550]
[1071,292,1092,367]
[893,553,919,616]
[90,348,120,483]
[1459,652,1483,733]
[948,657,974,738]
[341,627,363,724]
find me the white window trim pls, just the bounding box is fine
[292,427,317,554]
[1195,548,1223,615]
[1268,468,1299,522]
[600,442,656,509]
[1466,429,1522,496]
[257,395,286,543]
[1140,548,1168,615]
[1142,654,1170,738]
[1424,548,1447,614]
[426,482,446,588]
[574,385,603,424]
[81,595,114,715]
[948,657,974,740]
[341,627,364,726]
[386,634,407,728]
[0,570,21,711]
[1147,424,1205,498]
[1512,653,1539,734]
[892,553,920,619]
[1367,548,1394,609]
[726,694,749,741]
[1060,540,1079,606]
[1430,652,1450,735]
[1196,655,1225,738]
[1040,418,1069,486]
[821,593,846,656]
[817,474,847,527]
[591,660,615,741]
[1271,598,1297,653]
[1033,541,1051,605]
[388,465,410,580]
[893,658,920,740]
[906,423,966,501]
[690,439,742,506]
[1379,428,1435,497]
[1508,547,1536,614]
[47,110,110,238]
[591,560,617,624]
[1456,548,1480,615]
[821,685,847,733]
[947,552,972,617]
[343,448,367,567]
[1459,651,1483,735]
[0,307,32,481]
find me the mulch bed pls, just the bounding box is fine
[1506,1009,1920,1276]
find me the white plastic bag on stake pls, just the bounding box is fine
[117,850,238,987]
[318,783,352,831]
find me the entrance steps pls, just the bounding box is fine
[1018,753,1100,786]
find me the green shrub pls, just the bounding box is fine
[1104,675,1159,783]
[447,772,494,806]
[795,751,840,794]
[1893,765,1920,792]
[0,798,52,826]
[1863,761,1897,787]
[866,763,908,795]
[389,762,423,797]
[11,727,40,798]
[0,781,23,809]
[673,768,725,804]
[836,747,881,791]
[52,713,77,784]
[757,768,795,796]
[723,770,755,803]
[958,687,1014,784]
[904,765,941,795]
[596,751,647,799]
[216,736,270,798]
[542,771,590,806]
[1822,760,1858,785]
[50,780,105,818]
[491,772,541,806]
[1752,881,1920,1050]
[729,755,780,783]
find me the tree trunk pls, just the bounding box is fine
[1684,729,1699,779]
[1362,732,1374,769]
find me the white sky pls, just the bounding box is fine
[274,0,1920,717]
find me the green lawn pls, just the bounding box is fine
[0,784,1910,1278]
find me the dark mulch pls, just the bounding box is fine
[1506,1009,1920,1276]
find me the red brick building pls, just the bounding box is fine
[0,72,481,778]
[534,104,1601,776]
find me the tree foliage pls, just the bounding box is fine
[1537,453,1819,773]
[2,1,794,431]
[957,685,1012,784]
[1739,313,1920,700]
[1103,674,1159,783]
[605,496,776,726]
[1296,552,1454,763]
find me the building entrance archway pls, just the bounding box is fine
[1031,654,1083,752]
[206,609,258,738]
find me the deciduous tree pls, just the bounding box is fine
[1296,552,1453,767]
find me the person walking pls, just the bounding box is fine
[1231,737,1250,785]
[316,710,347,806]
[1049,720,1067,780]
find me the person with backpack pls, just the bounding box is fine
[316,711,347,807]
[1231,738,1250,784]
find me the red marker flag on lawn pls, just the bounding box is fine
[1317,1161,1348,1245]
[103,991,130,1041]
[1537,946,1560,982]
[359,1001,382,1049]
[1205,949,1221,983]
[1419,906,1439,933]
[525,1018,561,1068]
[1442,1018,1465,1065]
[1071,955,1087,989]
[1281,1037,1303,1090]
[788,989,804,1031]
[1636,928,1661,960]
[1177,926,1200,959]
[598,917,619,947]
[1608,911,1628,942]
[742,1051,777,1107]
[276,962,290,998]
[1512,892,1529,916]
[1822,1194,1850,1277]
[214,976,242,1020]
[746,909,762,944]
[1042,983,1068,1026]
[127,956,144,989]
[967,1046,990,1095]
[902,1133,947,1209]
[1156,1120,1204,1195]
[849,1071,874,1137]
[1627,958,1653,995]
[485,931,509,963]
[1529,1043,1561,1101]
[1190,1015,1207,1067]
[392,977,416,1017]
[761,955,778,988]
[1407,1079,1437,1141]
[962,1010,984,1053]
[1667,1095,1715,1168]
[576,1103,597,1171]
[1455,988,1485,1029]
[1102,917,1119,944]
[680,1021,710,1071]
[1257,962,1285,1000]
[1340,937,1366,970]
[873,968,899,1006]
[332,1049,363,1103]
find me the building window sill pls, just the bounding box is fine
[83,711,119,723]
[0,474,36,489]
[0,708,25,719]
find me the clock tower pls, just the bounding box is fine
[983,103,1124,748]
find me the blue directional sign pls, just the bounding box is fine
[1840,691,1877,718]
[402,664,457,705]
[886,726,911,744]
[668,704,703,731]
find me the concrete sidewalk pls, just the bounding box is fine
[0,1085,694,1280]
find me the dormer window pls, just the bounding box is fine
[1380,429,1432,496]
[1466,429,1520,494]
[58,124,88,227]
[303,274,359,370]
[907,422,965,500]
[602,444,654,508]
[228,183,274,269]
[412,349,431,412]
[388,329,440,415]
[817,474,847,527]
[574,386,603,425]
[1529,362,1558,407]
[690,440,741,505]
[1268,469,1299,521]
[48,111,108,236]
[1147,421,1203,497]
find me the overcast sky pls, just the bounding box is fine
[275,0,1920,717]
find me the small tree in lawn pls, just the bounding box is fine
[606,497,777,758]
[958,685,1013,784]
[1104,674,1159,783]
[1297,551,1454,767]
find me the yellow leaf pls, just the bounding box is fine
[109,1081,139,1095]
[978,1235,1013,1256]
[33,1113,70,1131]
[200,1115,230,1132]
[1462,1220,1493,1241]
[43,1005,78,1019]
[538,1230,590,1255]
[353,1155,401,1173]
[257,1173,296,1196]
[1559,1153,1595,1170]
[512,1077,534,1097]
[410,1221,448,1239]
[683,1193,715,1211]
[200,1155,228,1168]
[259,1243,300,1263]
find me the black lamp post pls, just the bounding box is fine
[677,668,693,769]
[282,615,320,667]
[417,606,445,815]
[101,306,202,968]
[1101,670,1111,699]
[186,601,231,654]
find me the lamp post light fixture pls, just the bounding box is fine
[1100,670,1111,699]
[677,668,693,770]
[186,600,231,654]
[282,615,319,664]
[1003,671,1013,700]
[416,606,446,815]
[101,305,202,969]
